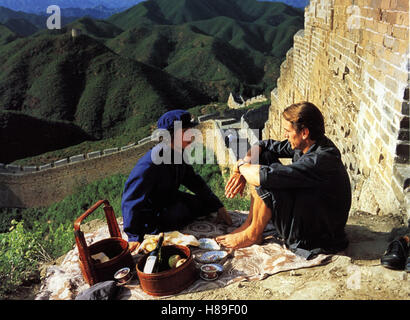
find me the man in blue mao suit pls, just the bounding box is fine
[121,109,232,252]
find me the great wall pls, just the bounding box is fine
[0,0,409,223]
[262,0,409,221]
[0,111,259,208]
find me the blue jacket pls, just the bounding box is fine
[121,144,223,242]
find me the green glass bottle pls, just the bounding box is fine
[143,232,164,274]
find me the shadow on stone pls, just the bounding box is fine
[344,218,409,262]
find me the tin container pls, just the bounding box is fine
[200,264,223,281]
[114,267,132,285]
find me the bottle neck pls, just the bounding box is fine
[153,233,164,253]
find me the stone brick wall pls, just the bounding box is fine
[262,0,409,219]
[227,93,268,109]
[0,113,238,209]
[0,141,155,208]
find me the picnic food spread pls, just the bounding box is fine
[138,231,200,253]
[138,234,228,277]
[75,201,229,296]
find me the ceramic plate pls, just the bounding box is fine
[197,250,228,264]
[198,238,221,250]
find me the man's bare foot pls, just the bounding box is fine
[216,231,263,249]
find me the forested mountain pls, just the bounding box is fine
[0,0,304,163]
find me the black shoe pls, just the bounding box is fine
[381,237,409,270]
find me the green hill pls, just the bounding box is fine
[108,0,302,28]
[0,32,211,144]
[105,0,303,99]
[0,0,303,163]
[0,111,92,163]
[62,17,124,40]
[105,23,264,100]
[0,23,19,45]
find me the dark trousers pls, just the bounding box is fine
[255,151,348,258]
[156,191,215,232]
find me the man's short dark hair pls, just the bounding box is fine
[282,101,325,141]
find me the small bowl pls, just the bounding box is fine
[196,250,228,264]
[114,267,132,285]
[200,264,223,281]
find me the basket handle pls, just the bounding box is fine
[73,200,122,286]
[74,200,122,238]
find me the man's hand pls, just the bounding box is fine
[128,241,140,253]
[216,207,232,225]
[225,172,246,199]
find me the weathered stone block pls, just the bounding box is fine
[69,154,85,163]
[54,159,68,167]
[391,176,406,203]
[22,166,37,173]
[87,151,101,159]
[383,11,398,24]
[390,0,409,11]
[396,11,409,26]
[385,76,399,94]
[39,164,52,171]
[380,0,391,9]
[392,25,408,40]
[103,148,119,155]
[383,34,396,48]
[5,164,21,172]
[138,137,152,145]
[393,163,410,190]
[121,143,136,151]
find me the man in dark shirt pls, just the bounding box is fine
[122,110,232,252]
[217,102,351,258]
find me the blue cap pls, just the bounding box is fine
[157,109,197,131]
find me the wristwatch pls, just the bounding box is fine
[236,159,246,171]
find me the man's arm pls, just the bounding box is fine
[238,162,261,186]
[259,154,325,189]
[225,139,293,197]
[225,145,261,198]
[257,139,294,159]
[242,144,262,165]
[226,139,293,193]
